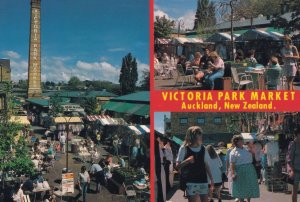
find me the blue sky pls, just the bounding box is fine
[155,0,222,29]
[0,0,149,83]
[154,112,170,134]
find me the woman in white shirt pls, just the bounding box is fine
[206,145,223,202]
[230,135,260,202]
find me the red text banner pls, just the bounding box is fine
[151,90,299,112]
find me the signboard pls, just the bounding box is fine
[62,173,74,194]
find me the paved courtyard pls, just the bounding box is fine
[166,181,300,202]
[31,126,133,202]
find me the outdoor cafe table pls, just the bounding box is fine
[78,152,91,162]
[39,140,48,146]
[245,68,265,90]
[71,138,82,143]
[33,187,51,202]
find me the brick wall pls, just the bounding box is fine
[170,112,229,139]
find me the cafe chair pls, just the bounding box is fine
[231,67,254,90]
[23,194,31,202]
[265,68,282,90]
[125,185,137,202]
[174,64,194,89]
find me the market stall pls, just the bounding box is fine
[53,116,84,140]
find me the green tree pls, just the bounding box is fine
[234,0,281,21]
[49,93,63,117]
[154,16,175,39]
[272,0,300,34]
[194,0,216,32]
[139,70,150,91]
[0,82,35,177]
[119,53,138,95]
[68,76,82,90]
[81,97,98,115]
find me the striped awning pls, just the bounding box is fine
[172,37,204,44]
[235,29,283,41]
[128,125,150,135]
[156,38,171,44]
[86,115,127,126]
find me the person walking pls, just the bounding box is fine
[230,135,260,202]
[206,145,223,202]
[77,166,90,202]
[90,161,103,193]
[176,126,214,202]
[59,133,66,154]
[287,128,300,202]
[281,35,299,90]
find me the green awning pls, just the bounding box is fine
[26,98,49,107]
[102,101,149,116]
[172,136,183,146]
[266,27,284,34]
[234,29,248,35]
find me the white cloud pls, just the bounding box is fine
[3,51,21,59]
[178,10,195,30]
[107,48,126,52]
[7,51,148,84]
[154,8,195,30]
[154,9,171,19]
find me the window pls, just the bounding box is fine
[180,118,188,124]
[214,117,222,124]
[197,118,205,125]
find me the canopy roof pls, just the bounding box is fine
[127,125,150,135]
[86,115,127,125]
[235,29,284,41]
[172,37,204,44]
[206,32,239,42]
[54,117,82,124]
[10,116,30,125]
[156,38,172,44]
[102,101,149,117]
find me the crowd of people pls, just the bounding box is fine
[156,125,300,202]
[155,35,300,90]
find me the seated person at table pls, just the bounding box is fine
[32,142,41,152]
[177,55,192,75]
[195,48,213,84]
[204,52,225,90]
[245,49,258,65]
[79,143,88,153]
[265,56,282,90]
[190,52,202,67]
[32,173,45,184]
[32,156,42,170]
[195,51,225,89]
[91,148,100,159]
[161,53,170,64]
[200,48,213,69]
[235,49,244,62]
